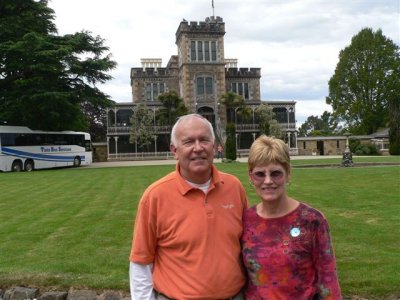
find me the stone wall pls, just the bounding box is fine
[0,286,130,300]
[92,142,108,162]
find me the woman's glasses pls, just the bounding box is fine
[250,170,285,183]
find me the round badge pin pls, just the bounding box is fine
[290,227,300,237]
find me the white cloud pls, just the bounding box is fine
[295,99,333,126]
[48,0,400,125]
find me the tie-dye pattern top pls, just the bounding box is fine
[241,203,342,300]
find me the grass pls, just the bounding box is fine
[290,155,400,166]
[0,156,399,298]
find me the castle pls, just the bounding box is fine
[106,16,298,159]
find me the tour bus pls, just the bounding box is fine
[0,125,92,172]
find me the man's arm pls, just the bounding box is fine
[129,262,155,300]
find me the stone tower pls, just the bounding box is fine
[175,16,227,132]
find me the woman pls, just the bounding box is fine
[241,135,342,299]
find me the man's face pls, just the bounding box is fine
[170,117,215,184]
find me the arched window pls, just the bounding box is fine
[272,107,287,123]
[116,109,133,126]
[197,106,215,127]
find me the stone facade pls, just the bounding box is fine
[92,142,108,162]
[297,130,390,156]
[297,137,347,156]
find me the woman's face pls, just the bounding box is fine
[249,162,289,203]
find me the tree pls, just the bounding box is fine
[129,102,154,151]
[0,0,116,132]
[388,94,400,154]
[298,111,340,137]
[157,90,188,127]
[326,28,400,135]
[80,100,114,142]
[219,92,244,123]
[225,123,236,161]
[237,105,252,125]
[387,56,400,154]
[219,92,246,159]
[255,104,282,138]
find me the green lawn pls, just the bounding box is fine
[290,155,400,166]
[1,158,399,298]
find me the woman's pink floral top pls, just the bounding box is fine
[241,203,342,300]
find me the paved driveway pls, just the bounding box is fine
[87,156,343,169]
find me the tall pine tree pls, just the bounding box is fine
[0,0,116,131]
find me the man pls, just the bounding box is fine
[129,114,248,300]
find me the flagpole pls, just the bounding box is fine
[212,0,215,18]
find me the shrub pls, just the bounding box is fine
[389,127,400,155]
[352,141,379,155]
[225,123,237,160]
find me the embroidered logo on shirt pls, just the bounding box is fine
[222,204,235,209]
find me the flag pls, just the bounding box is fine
[212,0,214,8]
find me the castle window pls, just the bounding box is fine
[197,76,213,95]
[204,41,210,61]
[196,77,205,95]
[153,84,158,99]
[231,82,249,100]
[211,41,217,61]
[238,83,243,95]
[146,84,152,101]
[145,82,165,101]
[197,41,203,61]
[191,41,196,61]
[205,77,213,94]
[191,40,218,62]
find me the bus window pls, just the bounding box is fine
[85,140,92,152]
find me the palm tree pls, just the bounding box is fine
[219,92,244,123]
[157,90,188,127]
[237,105,252,127]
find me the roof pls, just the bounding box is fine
[297,128,389,141]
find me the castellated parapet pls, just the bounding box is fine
[226,68,261,78]
[176,16,225,42]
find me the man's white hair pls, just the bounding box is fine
[170,114,215,147]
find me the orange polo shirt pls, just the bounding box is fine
[130,164,248,299]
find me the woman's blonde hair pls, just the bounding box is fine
[248,135,291,174]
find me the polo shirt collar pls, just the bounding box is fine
[175,163,223,195]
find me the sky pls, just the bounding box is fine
[48,0,399,126]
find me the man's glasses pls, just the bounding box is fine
[250,170,285,183]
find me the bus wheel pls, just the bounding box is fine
[73,156,81,167]
[11,161,23,172]
[24,160,34,172]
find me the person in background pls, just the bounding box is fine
[217,143,223,159]
[129,114,248,300]
[241,135,342,299]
